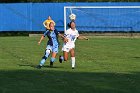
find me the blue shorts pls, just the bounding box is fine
[46,45,58,53]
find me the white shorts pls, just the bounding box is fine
[62,44,75,52]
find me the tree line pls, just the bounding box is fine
[0,0,139,3]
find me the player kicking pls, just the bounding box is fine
[59,21,88,69]
[36,22,65,69]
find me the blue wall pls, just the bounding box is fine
[0,2,140,32]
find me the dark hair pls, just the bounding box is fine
[67,21,75,28]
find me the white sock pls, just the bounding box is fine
[71,57,75,68]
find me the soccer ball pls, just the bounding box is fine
[69,13,76,21]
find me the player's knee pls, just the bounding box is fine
[46,49,51,54]
[44,49,51,57]
[42,49,51,60]
[50,57,56,62]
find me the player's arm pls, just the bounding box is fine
[38,31,47,45]
[76,31,89,40]
[58,33,68,43]
[43,20,47,28]
[77,35,89,40]
[54,29,68,43]
[52,20,56,26]
[38,35,44,45]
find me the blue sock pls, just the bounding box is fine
[40,59,46,66]
[50,57,55,63]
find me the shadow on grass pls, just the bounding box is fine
[0,70,139,93]
[133,56,140,59]
[18,64,64,69]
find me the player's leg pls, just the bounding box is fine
[63,51,69,61]
[50,52,57,67]
[40,49,51,65]
[59,46,69,63]
[59,51,69,62]
[70,48,75,69]
[50,45,58,67]
[37,45,52,69]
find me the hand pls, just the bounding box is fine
[64,38,68,43]
[82,36,89,40]
[38,41,41,45]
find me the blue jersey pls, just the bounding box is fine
[43,29,59,46]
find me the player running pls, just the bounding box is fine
[59,21,88,69]
[37,22,65,69]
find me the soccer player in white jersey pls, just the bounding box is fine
[59,21,88,69]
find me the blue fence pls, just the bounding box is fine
[0,2,140,32]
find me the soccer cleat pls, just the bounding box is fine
[36,65,42,69]
[59,56,63,63]
[72,67,75,69]
[50,62,53,68]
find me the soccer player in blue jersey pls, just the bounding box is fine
[37,22,65,69]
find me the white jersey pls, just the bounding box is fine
[63,28,79,49]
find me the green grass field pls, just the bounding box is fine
[0,36,140,93]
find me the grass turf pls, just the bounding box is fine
[0,36,140,93]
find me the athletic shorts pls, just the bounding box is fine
[46,45,58,53]
[62,44,75,52]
